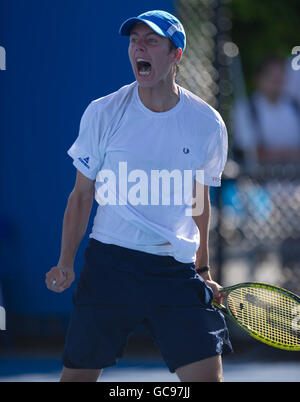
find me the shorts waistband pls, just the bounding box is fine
[88,238,195,271]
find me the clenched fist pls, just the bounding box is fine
[45,266,75,293]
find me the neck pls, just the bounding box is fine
[138,79,180,113]
[261,92,280,104]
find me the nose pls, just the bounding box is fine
[134,38,146,52]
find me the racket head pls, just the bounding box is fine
[218,282,300,351]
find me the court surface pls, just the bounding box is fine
[0,357,299,382]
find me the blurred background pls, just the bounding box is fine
[0,0,300,382]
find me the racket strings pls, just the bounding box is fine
[227,287,300,348]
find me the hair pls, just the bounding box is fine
[168,39,180,78]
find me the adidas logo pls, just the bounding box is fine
[78,156,90,169]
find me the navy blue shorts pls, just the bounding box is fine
[62,239,232,373]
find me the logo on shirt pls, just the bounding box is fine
[212,177,221,184]
[183,148,190,154]
[78,157,90,169]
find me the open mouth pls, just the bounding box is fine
[136,58,152,76]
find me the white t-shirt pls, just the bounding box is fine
[233,92,300,151]
[68,82,228,263]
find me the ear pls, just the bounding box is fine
[174,48,183,62]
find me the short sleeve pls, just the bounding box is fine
[202,120,228,187]
[67,102,103,180]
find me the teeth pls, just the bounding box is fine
[139,70,151,76]
[136,58,151,76]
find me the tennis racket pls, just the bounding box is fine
[213,282,300,351]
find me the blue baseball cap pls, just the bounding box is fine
[119,10,186,52]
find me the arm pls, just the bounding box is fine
[45,170,95,293]
[257,147,300,163]
[193,183,210,272]
[192,181,223,303]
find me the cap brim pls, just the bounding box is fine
[119,17,167,38]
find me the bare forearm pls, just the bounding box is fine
[58,191,93,267]
[193,193,211,269]
[257,147,300,163]
[194,204,214,282]
[192,185,223,301]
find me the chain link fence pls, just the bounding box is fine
[176,0,233,117]
[219,164,300,296]
[175,0,300,296]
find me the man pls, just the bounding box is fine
[46,10,232,382]
[233,56,300,164]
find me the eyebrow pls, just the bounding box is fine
[130,31,160,37]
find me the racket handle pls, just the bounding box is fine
[213,301,227,314]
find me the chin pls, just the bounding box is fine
[136,80,155,88]
[132,69,155,88]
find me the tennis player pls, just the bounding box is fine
[46,10,232,382]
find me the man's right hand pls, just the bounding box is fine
[45,266,75,293]
[45,171,94,294]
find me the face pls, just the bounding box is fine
[257,62,285,101]
[128,23,181,88]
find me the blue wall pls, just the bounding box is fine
[0,0,176,317]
